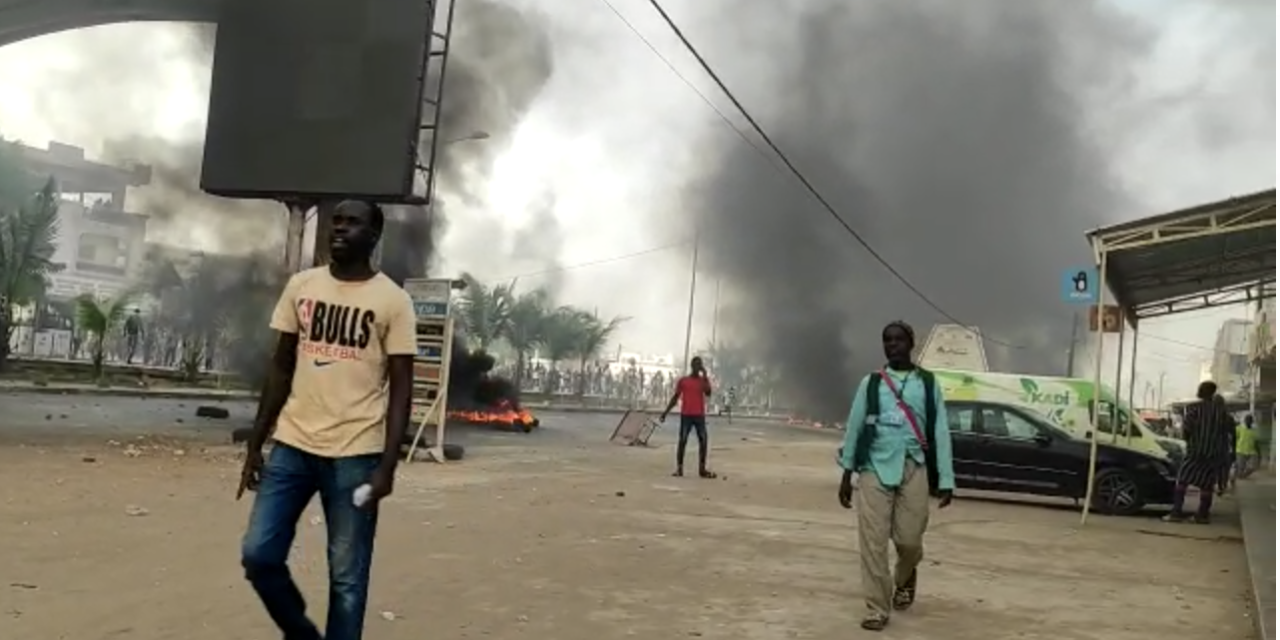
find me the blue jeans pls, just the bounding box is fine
[241,444,381,640]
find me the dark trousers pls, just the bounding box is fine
[677,415,709,471]
[241,444,381,640]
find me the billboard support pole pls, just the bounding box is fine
[1110,315,1126,444]
[1081,241,1108,525]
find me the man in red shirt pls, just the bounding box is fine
[660,356,716,478]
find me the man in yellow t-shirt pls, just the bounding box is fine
[236,199,417,640]
[1231,414,1260,489]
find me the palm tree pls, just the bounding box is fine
[538,306,586,394]
[0,168,62,370]
[503,287,551,392]
[456,273,514,351]
[75,292,132,380]
[571,310,627,396]
[540,307,583,367]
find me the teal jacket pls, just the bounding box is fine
[838,369,956,490]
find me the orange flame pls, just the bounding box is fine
[447,399,537,426]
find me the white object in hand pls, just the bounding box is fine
[352,483,373,508]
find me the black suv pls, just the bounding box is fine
[947,401,1176,515]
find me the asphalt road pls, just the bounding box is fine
[0,390,839,451]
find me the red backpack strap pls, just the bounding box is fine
[878,369,928,450]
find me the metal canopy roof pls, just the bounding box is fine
[1085,188,1276,323]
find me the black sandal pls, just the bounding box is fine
[860,613,889,631]
[893,569,917,611]
[672,469,684,477]
[699,469,718,479]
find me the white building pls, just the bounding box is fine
[46,199,149,300]
[14,141,152,301]
[6,141,150,357]
[1210,318,1253,397]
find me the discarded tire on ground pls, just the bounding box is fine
[396,435,466,461]
[196,405,230,419]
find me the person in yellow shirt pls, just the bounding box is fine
[235,199,417,640]
[1231,414,1260,489]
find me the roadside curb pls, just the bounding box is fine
[0,386,795,422]
[0,385,256,402]
[1238,480,1275,640]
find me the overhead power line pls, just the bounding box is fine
[475,240,690,285]
[636,0,1036,348]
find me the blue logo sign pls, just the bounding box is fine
[1060,267,1098,304]
[413,301,449,318]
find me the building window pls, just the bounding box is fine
[75,232,130,274]
[1228,354,1249,376]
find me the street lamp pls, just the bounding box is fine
[446,130,490,144]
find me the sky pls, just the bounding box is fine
[0,0,1273,402]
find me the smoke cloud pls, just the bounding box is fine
[8,1,559,390]
[674,0,1154,419]
[381,0,558,285]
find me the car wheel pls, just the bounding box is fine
[1091,468,1144,516]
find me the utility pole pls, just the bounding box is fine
[709,279,722,348]
[1065,311,1080,377]
[680,227,700,369]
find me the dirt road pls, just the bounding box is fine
[0,417,1256,640]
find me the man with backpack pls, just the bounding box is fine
[837,321,955,631]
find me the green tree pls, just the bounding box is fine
[503,287,551,392]
[75,292,132,380]
[571,310,627,396]
[0,167,62,370]
[540,306,584,369]
[457,273,514,351]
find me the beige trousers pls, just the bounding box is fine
[857,459,930,617]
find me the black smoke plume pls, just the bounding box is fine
[446,342,523,411]
[371,0,556,410]
[675,0,1152,419]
